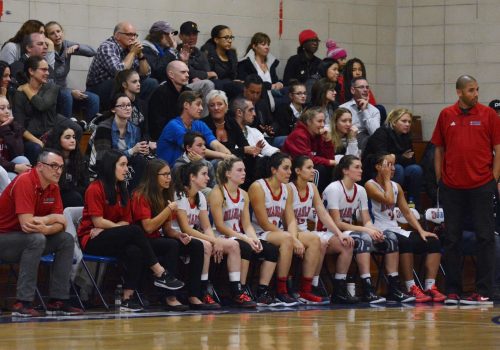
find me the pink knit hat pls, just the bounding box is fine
[326,39,347,60]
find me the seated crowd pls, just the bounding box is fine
[0,18,498,317]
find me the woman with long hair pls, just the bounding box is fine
[44,21,98,121]
[365,152,445,303]
[329,107,359,159]
[132,159,208,311]
[290,156,357,304]
[310,78,339,126]
[173,161,252,308]
[323,155,414,304]
[342,57,377,105]
[249,152,322,305]
[77,150,184,312]
[0,20,46,64]
[0,61,13,100]
[209,158,276,306]
[44,123,88,207]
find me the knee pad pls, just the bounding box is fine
[382,230,399,253]
[237,239,253,261]
[352,232,373,254]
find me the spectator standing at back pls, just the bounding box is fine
[432,75,500,305]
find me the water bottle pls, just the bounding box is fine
[408,196,415,209]
[114,284,123,309]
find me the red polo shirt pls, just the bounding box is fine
[77,181,132,249]
[431,101,500,189]
[131,193,162,239]
[0,169,63,233]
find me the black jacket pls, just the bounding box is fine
[272,103,298,137]
[178,44,212,81]
[200,41,238,80]
[202,115,248,158]
[142,40,177,83]
[283,51,321,85]
[364,125,415,166]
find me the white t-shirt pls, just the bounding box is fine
[289,182,314,232]
[322,181,368,224]
[171,191,207,232]
[251,179,287,233]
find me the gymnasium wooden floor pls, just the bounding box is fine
[0,304,498,349]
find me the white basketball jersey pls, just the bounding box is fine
[366,179,399,231]
[222,186,245,234]
[290,182,314,232]
[322,181,368,224]
[252,179,287,233]
[171,191,207,232]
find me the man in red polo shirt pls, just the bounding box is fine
[0,149,83,317]
[432,75,500,305]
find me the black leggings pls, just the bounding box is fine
[236,239,279,263]
[84,225,158,290]
[397,231,441,255]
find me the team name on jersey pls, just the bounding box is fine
[223,208,242,221]
[294,206,311,220]
[380,203,395,212]
[339,207,353,221]
[187,213,199,227]
[267,206,284,218]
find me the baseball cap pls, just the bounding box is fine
[180,21,200,35]
[149,21,178,35]
[489,99,500,111]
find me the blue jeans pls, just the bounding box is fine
[24,141,43,165]
[393,163,423,209]
[57,87,100,121]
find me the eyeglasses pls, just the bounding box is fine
[119,32,138,38]
[353,85,369,90]
[115,104,133,109]
[218,35,235,41]
[158,172,171,177]
[41,162,64,171]
[292,92,307,96]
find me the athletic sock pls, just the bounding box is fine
[277,277,288,294]
[405,280,416,291]
[312,275,320,287]
[335,273,347,280]
[424,279,436,291]
[300,277,313,293]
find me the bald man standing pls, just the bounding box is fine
[86,21,157,109]
[432,75,500,305]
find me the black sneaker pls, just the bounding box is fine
[11,301,41,317]
[120,298,143,312]
[386,276,415,303]
[233,291,257,308]
[331,279,359,304]
[255,290,284,307]
[361,278,386,304]
[153,272,185,290]
[47,300,84,316]
[276,293,300,307]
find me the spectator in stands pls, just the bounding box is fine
[200,25,243,99]
[157,91,232,166]
[325,40,347,71]
[13,56,81,163]
[86,21,156,109]
[142,21,183,83]
[203,90,247,159]
[432,75,499,305]
[148,61,191,140]
[0,149,83,317]
[238,32,283,111]
[343,58,376,105]
[78,149,184,312]
[363,108,423,209]
[310,78,338,128]
[283,29,321,94]
[329,107,359,161]
[272,80,307,148]
[0,61,14,101]
[44,21,99,121]
[365,152,446,303]
[0,95,40,190]
[9,32,54,84]
[0,20,46,65]
[114,69,149,139]
[317,58,341,96]
[282,107,334,192]
[44,124,88,207]
[87,93,150,191]
[132,159,206,311]
[339,77,380,151]
[178,21,217,81]
[173,132,216,192]
[488,99,500,117]
[243,74,274,138]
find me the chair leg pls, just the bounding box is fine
[81,260,110,310]
[70,281,85,311]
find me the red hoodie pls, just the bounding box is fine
[282,121,334,166]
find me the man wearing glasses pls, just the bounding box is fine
[86,21,157,109]
[0,149,83,317]
[339,77,381,151]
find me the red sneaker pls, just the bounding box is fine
[298,291,324,304]
[425,285,446,303]
[460,293,493,305]
[444,293,460,305]
[408,285,432,303]
[11,301,41,317]
[47,300,84,316]
[233,292,257,308]
[202,294,221,309]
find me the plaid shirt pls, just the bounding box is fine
[86,36,144,86]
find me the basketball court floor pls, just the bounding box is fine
[0,303,498,349]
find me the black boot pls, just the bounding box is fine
[386,275,415,303]
[361,277,386,304]
[331,279,359,304]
